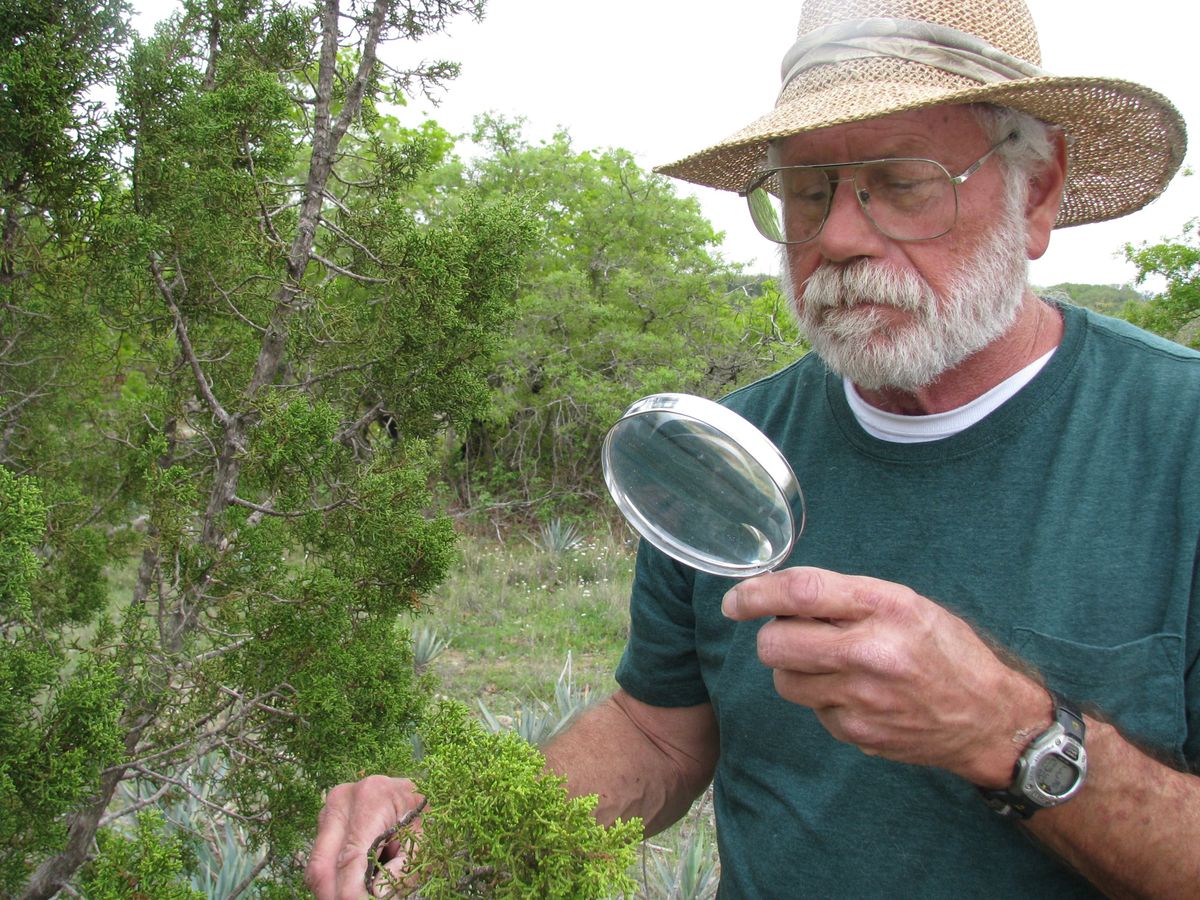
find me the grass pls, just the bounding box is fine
[412,525,637,716]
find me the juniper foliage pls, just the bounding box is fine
[0,0,558,894]
[401,701,642,899]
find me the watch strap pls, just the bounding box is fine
[1054,693,1085,743]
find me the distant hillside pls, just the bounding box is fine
[1037,282,1149,315]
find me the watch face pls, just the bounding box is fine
[1036,754,1080,797]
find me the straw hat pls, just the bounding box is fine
[656,0,1186,227]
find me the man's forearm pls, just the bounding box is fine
[1026,718,1200,898]
[543,690,719,836]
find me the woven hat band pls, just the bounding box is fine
[781,18,1047,95]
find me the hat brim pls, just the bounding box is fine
[656,75,1187,228]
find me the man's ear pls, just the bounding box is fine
[1024,131,1068,261]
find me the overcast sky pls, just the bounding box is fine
[133,0,1198,288]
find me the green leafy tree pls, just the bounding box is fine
[0,0,139,891]
[0,0,132,634]
[0,0,129,252]
[0,0,606,895]
[0,472,124,891]
[1122,219,1200,346]
[425,115,805,521]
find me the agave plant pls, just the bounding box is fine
[477,653,593,746]
[410,623,451,674]
[114,752,268,899]
[642,791,721,900]
[528,517,585,555]
[189,819,268,899]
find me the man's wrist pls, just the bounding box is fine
[964,677,1055,789]
[980,691,1088,819]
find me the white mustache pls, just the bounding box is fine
[801,261,930,313]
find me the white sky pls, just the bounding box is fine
[132,0,1199,288]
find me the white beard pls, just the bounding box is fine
[783,202,1030,393]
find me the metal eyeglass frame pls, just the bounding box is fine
[741,130,1019,245]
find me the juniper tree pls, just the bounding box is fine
[416,115,806,522]
[1,0,560,895]
[1,0,140,890]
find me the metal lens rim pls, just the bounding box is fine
[601,392,805,578]
[743,158,960,245]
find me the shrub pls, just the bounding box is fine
[383,700,641,898]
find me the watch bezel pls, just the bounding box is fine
[1013,719,1088,807]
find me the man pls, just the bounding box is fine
[308,1,1200,896]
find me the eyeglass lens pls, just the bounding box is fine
[747,159,959,244]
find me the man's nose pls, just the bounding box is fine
[814,177,887,263]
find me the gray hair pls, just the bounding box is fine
[970,104,1059,210]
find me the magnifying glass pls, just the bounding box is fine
[601,393,804,578]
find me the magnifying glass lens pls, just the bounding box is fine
[602,395,803,578]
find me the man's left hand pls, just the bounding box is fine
[721,566,1048,787]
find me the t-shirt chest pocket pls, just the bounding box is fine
[1010,627,1185,759]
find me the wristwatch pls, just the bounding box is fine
[981,690,1087,819]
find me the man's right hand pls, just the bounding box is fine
[305,775,424,900]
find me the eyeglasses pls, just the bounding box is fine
[741,131,1018,245]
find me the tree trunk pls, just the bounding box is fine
[13,1,396,894]
[17,715,150,900]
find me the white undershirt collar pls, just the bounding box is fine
[845,349,1056,443]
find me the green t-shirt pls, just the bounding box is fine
[615,303,1200,898]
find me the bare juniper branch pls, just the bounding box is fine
[311,251,390,284]
[149,255,234,430]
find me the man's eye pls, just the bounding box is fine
[783,178,830,207]
[875,176,937,208]
[793,187,829,205]
[874,172,931,194]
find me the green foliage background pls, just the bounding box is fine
[1038,281,1148,316]
[420,115,805,522]
[1122,218,1200,346]
[1,0,1193,895]
[0,0,789,894]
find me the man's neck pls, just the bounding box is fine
[854,294,1064,415]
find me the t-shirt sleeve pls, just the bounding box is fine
[614,539,710,707]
